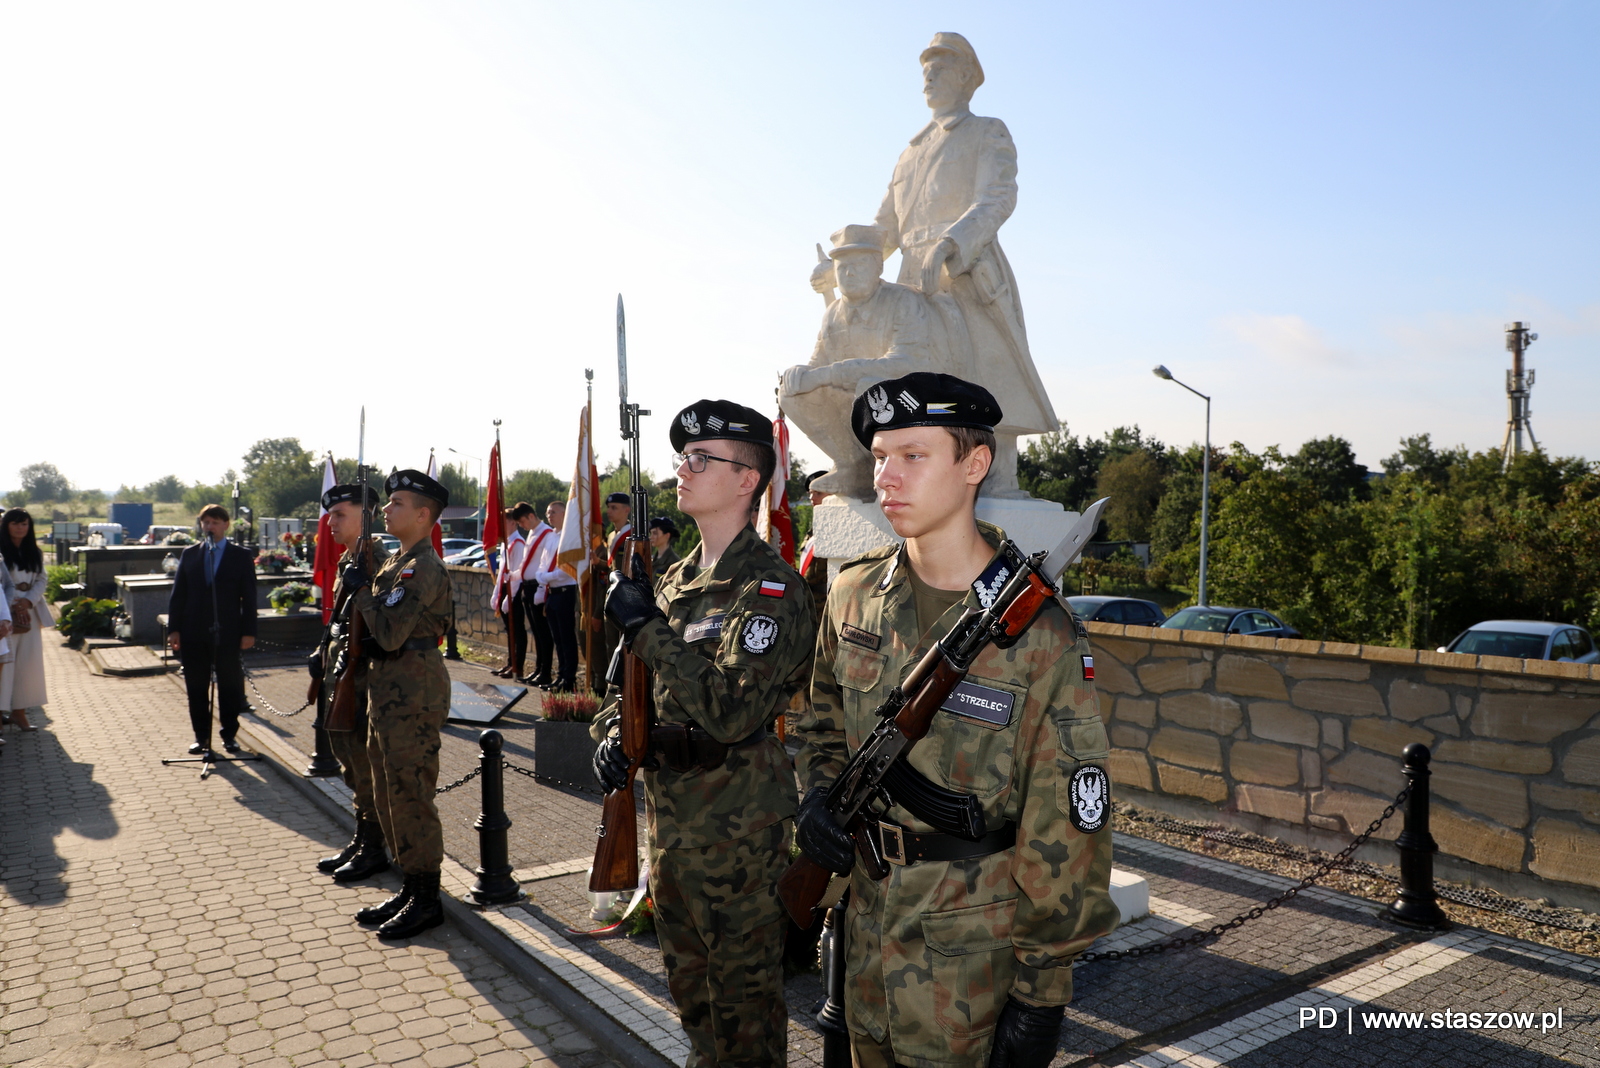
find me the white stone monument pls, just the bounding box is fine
[783,31,1079,566]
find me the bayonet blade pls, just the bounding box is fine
[358,406,365,469]
[616,294,631,440]
[1040,497,1110,583]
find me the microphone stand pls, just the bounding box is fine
[163,535,261,779]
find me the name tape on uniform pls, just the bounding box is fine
[939,680,1014,729]
[841,624,881,651]
[684,614,727,644]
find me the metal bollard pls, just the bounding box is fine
[1385,742,1448,929]
[306,686,341,777]
[816,892,850,1068]
[444,620,462,661]
[470,729,522,904]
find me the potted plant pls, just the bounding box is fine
[256,550,293,574]
[533,690,604,789]
[269,581,314,614]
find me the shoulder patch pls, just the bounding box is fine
[758,580,786,598]
[384,587,405,607]
[741,615,779,655]
[1069,765,1110,834]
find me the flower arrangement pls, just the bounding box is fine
[256,550,294,572]
[542,690,601,723]
[269,582,314,612]
[163,530,195,546]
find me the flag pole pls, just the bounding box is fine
[582,369,598,690]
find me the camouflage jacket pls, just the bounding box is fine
[596,523,815,850]
[318,536,391,698]
[793,523,1118,1061]
[355,541,453,719]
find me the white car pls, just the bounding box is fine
[1440,620,1600,663]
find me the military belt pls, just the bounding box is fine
[370,635,442,660]
[873,820,1017,867]
[648,722,769,774]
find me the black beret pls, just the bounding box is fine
[804,470,829,491]
[385,468,449,507]
[851,372,1002,449]
[648,515,678,537]
[605,492,631,506]
[321,483,382,511]
[669,399,774,454]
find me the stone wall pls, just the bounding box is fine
[1087,622,1600,909]
[447,566,505,652]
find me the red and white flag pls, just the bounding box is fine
[758,412,796,565]
[484,438,504,562]
[426,450,444,558]
[312,455,339,624]
[556,402,601,579]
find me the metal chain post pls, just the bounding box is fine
[1386,742,1448,929]
[470,730,521,904]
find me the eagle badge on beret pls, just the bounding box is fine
[681,411,701,435]
[867,387,894,424]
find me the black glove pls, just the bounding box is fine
[794,786,856,875]
[307,649,324,681]
[593,734,630,794]
[341,559,369,594]
[987,998,1065,1068]
[604,563,662,641]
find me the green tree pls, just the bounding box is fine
[1283,436,1370,503]
[243,438,309,478]
[1094,450,1166,542]
[242,439,320,517]
[19,462,71,502]
[502,469,569,515]
[144,474,186,503]
[434,461,482,513]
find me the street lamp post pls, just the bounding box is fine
[1153,365,1211,606]
[447,447,485,540]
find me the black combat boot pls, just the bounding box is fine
[377,870,444,940]
[355,874,414,925]
[332,820,390,883]
[317,824,365,874]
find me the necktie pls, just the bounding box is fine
[207,542,220,585]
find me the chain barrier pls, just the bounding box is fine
[242,670,312,718]
[435,765,484,795]
[1120,806,1599,933]
[1079,784,1411,962]
[502,757,603,796]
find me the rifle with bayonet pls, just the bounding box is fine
[777,498,1110,926]
[325,410,373,733]
[589,295,654,894]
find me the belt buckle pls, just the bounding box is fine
[878,822,907,866]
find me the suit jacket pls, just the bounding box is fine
[167,539,258,643]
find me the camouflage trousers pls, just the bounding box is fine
[327,712,377,824]
[366,696,447,874]
[651,821,790,1068]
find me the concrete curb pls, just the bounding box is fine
[235,711,677,1068]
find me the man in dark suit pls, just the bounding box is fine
[167,504,258,754]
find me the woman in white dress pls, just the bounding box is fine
[0,508,51,729]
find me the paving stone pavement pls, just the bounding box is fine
[0,636,621,1068]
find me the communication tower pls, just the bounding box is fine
[1501,321,1538,470]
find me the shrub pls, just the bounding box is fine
[56,597,121,645]
[542,690,601,723]
[46,565,80,603]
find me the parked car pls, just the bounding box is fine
[444,544,487,568]
[377,534,401,554]
[1160,606,1301,639]
[1439,620,1599,663]
[440,538,477,556]
[1066,596,1166,627]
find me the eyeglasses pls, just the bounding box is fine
[673,451,752,474]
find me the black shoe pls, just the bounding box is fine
[523,673,551,688]
[333,820,391,883]
[356,875,413,925]
[318,827,363,874]
[222,738,242,754]
[188,741,209,756]
[378,871,444,940]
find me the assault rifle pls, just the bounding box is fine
[777,498,1109,925]
[590,295,653,894]
[325,409,372,733]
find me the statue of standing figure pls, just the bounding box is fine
[779,31,1058,500]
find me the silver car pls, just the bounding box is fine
[1440,620,1600,663]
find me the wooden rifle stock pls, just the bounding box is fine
[588,544,653,893]
[324,540,371,733]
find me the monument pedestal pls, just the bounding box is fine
[812,494,1080,578]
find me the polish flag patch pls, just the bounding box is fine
[1081,655,1095,681]
[759,581,787,598]
[400,567,415,579]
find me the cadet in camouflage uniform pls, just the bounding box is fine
[595,399,815,1068]
[310,482,392,883]
[793,373,1118,1068]
[345,469,455,941]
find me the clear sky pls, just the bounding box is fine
[4,1,1596,496]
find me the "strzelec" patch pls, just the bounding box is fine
[939,680,1015,729]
